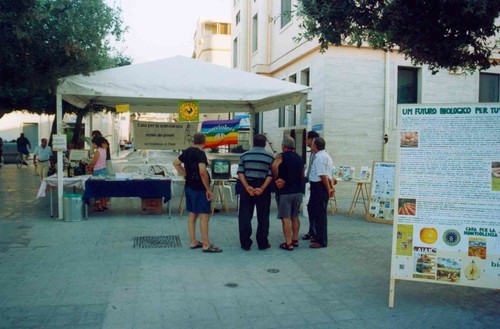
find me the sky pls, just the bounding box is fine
[108,0,232,64]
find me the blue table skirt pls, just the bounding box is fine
[83,179,172,204]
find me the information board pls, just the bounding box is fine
[389,103,500,307]
[133,121,199,150]
[366,161,396,224]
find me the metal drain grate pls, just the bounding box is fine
[133,235,182,248]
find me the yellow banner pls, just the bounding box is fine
[116,104,130,113]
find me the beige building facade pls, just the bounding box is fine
[231,0,500,169]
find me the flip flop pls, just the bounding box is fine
[190,241,203,249]
[279,242,294,251]
[202,244,222,253]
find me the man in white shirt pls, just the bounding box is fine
[307,137,335,248]
[33,138,53,180]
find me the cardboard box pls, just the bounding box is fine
[141,198,163,214]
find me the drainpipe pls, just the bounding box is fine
[383,51,390,161]
[56,93,64,219]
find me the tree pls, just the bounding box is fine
[0,0,130,117]
[296,0,500,73]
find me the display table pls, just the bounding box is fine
[83,178,172,204]
[36,175,92,217]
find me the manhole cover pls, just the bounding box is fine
[224,283,238,288]
[267,268,280,273]
[133,235,181,248]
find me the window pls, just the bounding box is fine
[299,68,310,125]
[219,23,230,35]
[397,67,419,104]
[479,73,500,102]
[204,22,230,35]
[233,38,238,68]
[288,74,297,126]
[236,11,240,25]
[254,112,262,134]
[279,108,285,127]
[252,14,258,53]
[281,0,292,28]
[204,23,216,35]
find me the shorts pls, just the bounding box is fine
[277,193,303,219]
[185,187,211,214]
[93,168,107,176]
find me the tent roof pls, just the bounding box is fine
[57,56,310,113]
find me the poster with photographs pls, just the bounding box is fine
[390,104,500,294]
[367,162,396,224]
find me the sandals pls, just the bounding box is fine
[279,242,294,251]
[190,241,203,249]
[292,240,299,247]
[202,244,223,253]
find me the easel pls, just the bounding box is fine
[348,179,370,216]
[210,179,231,215]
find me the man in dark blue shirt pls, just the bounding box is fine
[272,136,305,251]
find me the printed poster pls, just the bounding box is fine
[133,121,199,150]
[367,162,396,223]
[390,104,500,291]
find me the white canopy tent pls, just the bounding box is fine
[54,56,309,219]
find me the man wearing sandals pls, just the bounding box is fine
[272,136,305,251]
[308,137,335,248]
[173,132,222,253]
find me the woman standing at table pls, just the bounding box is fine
[87,136,108,211]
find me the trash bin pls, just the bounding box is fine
[63,193,84,222]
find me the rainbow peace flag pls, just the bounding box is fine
[201,119,241,149]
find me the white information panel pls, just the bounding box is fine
[389,103,500,307]
[366,161,396,224]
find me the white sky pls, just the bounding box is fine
[108,0,232,64]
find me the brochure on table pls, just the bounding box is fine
[389,103,500,307]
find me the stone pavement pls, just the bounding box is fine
[0,154,498,329]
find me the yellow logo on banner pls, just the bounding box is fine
[179,101,199,121]
[116,104,130,113]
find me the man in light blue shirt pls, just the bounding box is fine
[308,137,335,248]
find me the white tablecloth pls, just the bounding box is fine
[36,175,92,198]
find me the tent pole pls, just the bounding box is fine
[249,109,255,148]
[56,93,64,219]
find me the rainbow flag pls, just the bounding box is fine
[201,119,241,149]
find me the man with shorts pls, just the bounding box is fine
[173,132,222,253]
[272,136,305,251]
[16,133,31,160]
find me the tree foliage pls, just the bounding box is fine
[296,0,500,73]
[0,0,130,116]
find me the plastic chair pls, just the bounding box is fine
[122,166,142,173]
[148,165,167,176]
